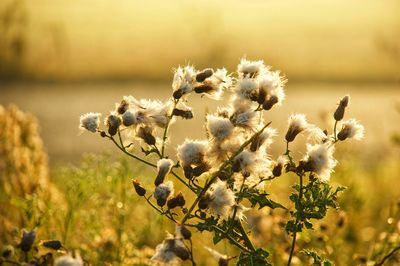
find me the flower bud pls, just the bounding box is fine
[257,88,267,105]
[198,195,210,210]
[132,180,146,196]
[117,99,129,114]
[272,164,283,177]
[137,126,156,145]
[192,163,211,177]
[105,114,121,136]
[334,95,350,121]
[19,230,36,252]
[219,258,229,266]
[155,159,173,186]
[196,68,214,82]
[100,131,107,138]
[178,225,192,240]
[173,245,190,261]
[42,240,62,250]
[194,84,214,94]
[285,114,308,142]
[183,165,193,180]
[262,95,278,110]
[172,108,193,119]
[167,192,186,209]
[154,181,174,207]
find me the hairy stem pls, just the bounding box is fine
[287,174,304,266]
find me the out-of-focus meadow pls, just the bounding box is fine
[1,0,400,265]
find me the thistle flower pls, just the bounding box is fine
[154,181,174,207]
[167,192,186,209]
[285,113,308,142]
[206,180,235,219]
[155,159,174,186]
[300,143,337,182]
[196,68,214,82]
[132,179,146,196]
[258,71,286,110]
[237,58,267,78]
[152,234,190,263]
[121,110,137,126]
[307,125,329,143]
[272,156,288,177]
[334,95,350,121]
[104,112,121,136]
[176,225,191,240]
[19,229,36,252]
[250,127,277,152]
[177,139,208,166]
[205,247,230,266]
[172,65,197,99]
[79,112,101,133]
[233,150,272,178]
[172,102,193,120]
[235,78,259,100]
[206,114,234,142]
[136,126,156,145]
[229,98,258,129]
[337,119,365,141]
[54,254,83,266]
[194,68,232,100]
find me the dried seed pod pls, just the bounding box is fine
[257,88,267,105]
[105,114,121,136]
[196,68,213,82]
[183,165,193,180]
[132,180,146,196]
[272,164,283,177]
[42,240,62,250]
[137,126,156,145]
[157,198,167,207]
[100,131,107,138]
[19,230,36,252]
[262,95,278,110]
[167,192,186,209]
[334,95,350,121]
[179,225,192,240]
[172,108,193,119]
[194,84,214,94]
[198,195,210,209]
[173,245,190,261]
[192,163,211,177]
[117,99,129,114]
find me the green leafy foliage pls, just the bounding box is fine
[237,248,271,266]
[242,188,286,210]
[302,250,334,266]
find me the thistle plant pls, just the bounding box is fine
[79,58,364,265]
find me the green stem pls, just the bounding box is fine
[287,174,304,266]
[375,245,400,266]
[161,99,178,157]
[211,225,250,252]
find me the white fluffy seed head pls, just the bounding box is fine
[172,65,197,96]
[338,119,364,141]
[286,113,309,142]
[207,180,236,219]
[157,158,173,176]
[237,58,268,78]
[122,110,137,126]
[258,71,286,106]
[206,114,234,142]
[154,181,174,201]
[307,125,328,143]
[303,143,337,182]
[177,139,208,166]
[235,78,258,99]
[54,254,83,266]
[151,234,177,263]
[79,112,101,133]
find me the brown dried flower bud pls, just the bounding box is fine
[192,163,211,177]
[19,230,36,252]
[172,108,193,119]
[198,195,210,209]
[174,245,190,261]
[179,225,192,240]
[272,164,283,177]
[219,258,229,266]
[262,95,279,110]
[105,114,121,136]
[196,68,214,82]
[100,131,107,138]
[132,180,146,196]
[194,84,214,94]
[1,245,14,258]
[42,240,62,250]
[257,88,267,105]
[334,95,350,121]
[117,99,129,114]
[137,126,156,145]
[167,192,186,209]
[183,165,193,180]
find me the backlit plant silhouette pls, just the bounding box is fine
[79,58,364,265]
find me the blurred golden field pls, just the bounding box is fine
[1,0,400,265]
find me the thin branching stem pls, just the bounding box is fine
[287,173,304,266]
[161,98,178,157]
[333,120,338,142]
[375,245,400,266]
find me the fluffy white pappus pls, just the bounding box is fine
[303,143,337,182]
[258,71,286,105]
[237,58,268,78]
[154,181,174,202]
[206,114,234,142]
[172,65,197,95]
[54,254,83,266]
[306,125,328,143]
[338,119,364,141]
[157,158,174,177]
[232,204,250,221]
[121,109,138,127]
[229,97,258,129]
[79,112,101,133]
[253,127,277,150]
[198,68,232,100]
[235,78,259,100]
[286,113,309,142]
[177,139,208,166]
[276,155,288,167]
[207,180,236,219]
[208,133,245,163]
[235,150,272,177]
[151,234,182,264]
